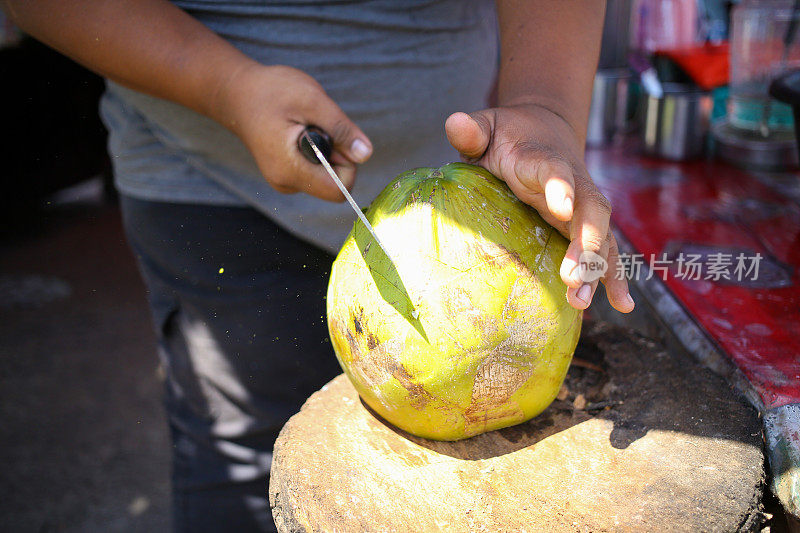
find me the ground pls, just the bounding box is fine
[0,181,171,531]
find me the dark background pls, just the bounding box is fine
[0,37,171,531]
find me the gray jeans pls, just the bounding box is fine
[120,195,342,532]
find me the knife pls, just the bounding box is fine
[298,127,393,260]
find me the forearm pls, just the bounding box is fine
[495,0,605,146]
[1,0,256,125]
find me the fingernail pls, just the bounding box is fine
[576,284,592,305]
[350,138,371,163]
[625,293,634,306]
[563,196,573,216]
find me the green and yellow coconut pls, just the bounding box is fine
[327,163,581,441]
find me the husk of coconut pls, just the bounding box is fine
[327,163,581,441]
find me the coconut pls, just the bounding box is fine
[326,163,581,441]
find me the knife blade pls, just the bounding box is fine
[299,128,393,260]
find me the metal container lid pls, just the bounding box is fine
[712,120,798,171]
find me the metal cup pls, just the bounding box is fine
[586,68,633,147]
[641,83,712,161]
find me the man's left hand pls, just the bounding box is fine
[445,103,635,314]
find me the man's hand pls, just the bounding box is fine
[213,64,372,202]
[445,103,634,314]
[3,0,372,203]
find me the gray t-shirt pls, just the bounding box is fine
[100,0,499,253]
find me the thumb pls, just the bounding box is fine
[445,111,492,160]
[313,93,373,165]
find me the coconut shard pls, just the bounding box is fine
[327,163,581,441]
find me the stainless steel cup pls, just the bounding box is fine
[641,83,712,160]
[586,68,633,147]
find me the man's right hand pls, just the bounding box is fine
[3,0,371,203]
[212,64,373,203]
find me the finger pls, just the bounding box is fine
[490,140,576,225]
[565,237,608,310]
[308,92,373,164]
[566,279,600,311]
[487,149,576,245]
[330,151,358,193]
[283,123,353,202]
[300,159,358,203]
[273,165,350,203]
[541,160,575,222]
[445,111,492,161]
[560,179,612,290]
[512,154,576,223]
[601,232,635,313]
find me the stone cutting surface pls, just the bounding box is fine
[270,321,764,532]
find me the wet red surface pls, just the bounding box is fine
[587,147,800,409]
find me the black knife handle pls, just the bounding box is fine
[298,127,332,165]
